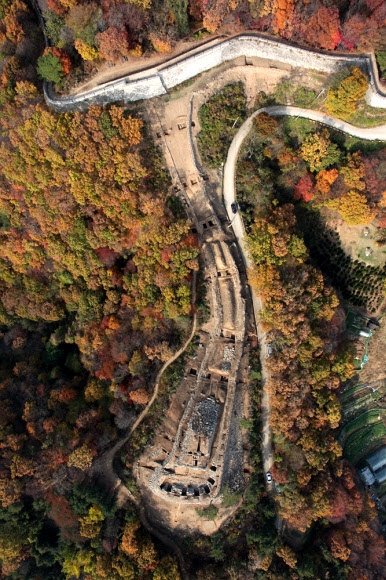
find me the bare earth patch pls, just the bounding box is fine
[337,219,386,268]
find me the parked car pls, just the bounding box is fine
[231,202,238,214]
[266,343,273,357]
[266,471,272,483]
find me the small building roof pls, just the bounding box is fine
[359,467,375,486]
[375,464,386,485]
[367,447,386,473]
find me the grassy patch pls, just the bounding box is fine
[196,504,218,520]
[221,485,242,507]
[347,103,386,128]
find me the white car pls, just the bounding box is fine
[266,471,272,483]
[266,344,273,357]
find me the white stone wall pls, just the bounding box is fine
[159,46,224,88]
[123,75,166,101]
[45,34,386,112]
[45,76,167,111]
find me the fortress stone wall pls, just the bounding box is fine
[44,34,386,112]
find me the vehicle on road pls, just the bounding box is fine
[266,343,273,357]
[231,202,238,214]
[266,471,272,483]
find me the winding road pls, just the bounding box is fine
[223,105,386,485]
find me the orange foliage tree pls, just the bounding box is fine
[96,27,130,61]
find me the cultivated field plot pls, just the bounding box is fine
[339,409,386,446]
[343,421,386,463]
[340,378,386,525]
[341,385,381,419]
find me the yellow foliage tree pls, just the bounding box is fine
[84,379,105,402]
[300,130,340,173]
[340,151,366,190]
[128,350,144,376]
[67,444,94,470]
[74,38,99,61]
[325,67,368,120]
[149,33,172,53]
[79,505,105,539]
[58,0,79,8]
[276,543,297,569]
[127,0,151,9]
[153,556,181,580]
[0,523,28,572]
[15,81,37,98]
[325,190,375,225]
[121,518,140,557]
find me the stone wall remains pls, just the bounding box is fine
[44,34,386,113]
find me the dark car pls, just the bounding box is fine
[231,202,238,214]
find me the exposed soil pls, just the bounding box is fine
[359,322,386,386]
[335,218,386,268]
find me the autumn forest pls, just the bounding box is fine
[0,0,386,578]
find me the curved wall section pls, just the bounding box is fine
[43,34,386,112]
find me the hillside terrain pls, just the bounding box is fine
[0,1,386,579]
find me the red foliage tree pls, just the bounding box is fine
[189,0,204,21]
[58,385,77,403]
[341,15,367,51]
[294,173,314,202]
[366,0,386,22]
[328,485,349,524]
[183,233,199,247]
[95,353,116,380]
[378,213,386,228]
[129,388,149,405]
[47,491,80,542]
[46,0,66,16]
[270,463,290,484]
[95,247,118,267]
[342,14,381,51]
[363,155,383,203]
[329,528,351,561]
[51,48,72,75]
[274,0,295,35]
[301,6,342,50]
